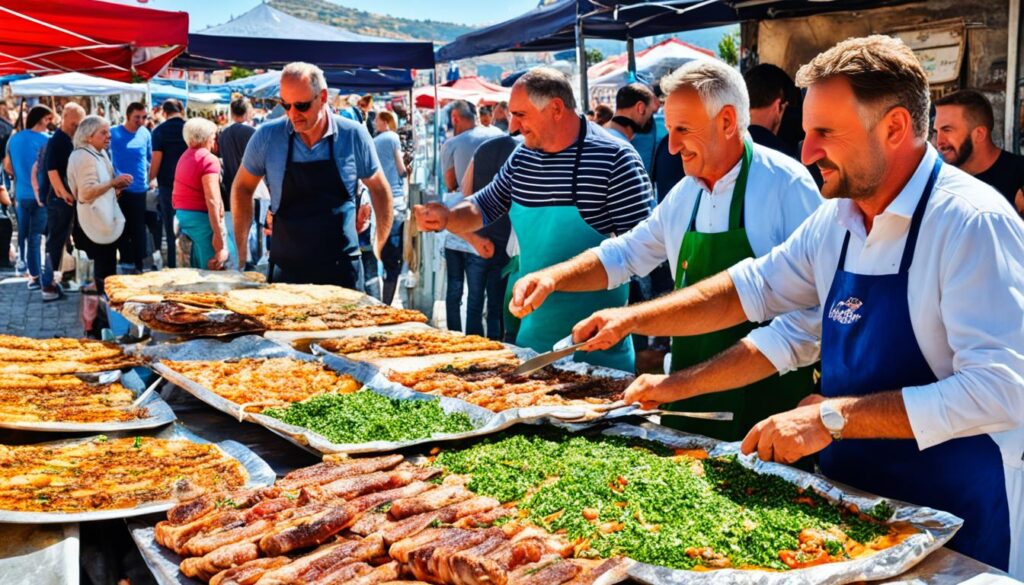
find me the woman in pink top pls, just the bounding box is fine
[172,118,234,269]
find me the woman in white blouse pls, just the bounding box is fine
[67,115,132,295]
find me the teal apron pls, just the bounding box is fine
[667,140,815,441]
[509,117,634,371]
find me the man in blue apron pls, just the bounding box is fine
[507,59,822,441]
[571,36,1024,575]
[230,62,394,287]
[413,67,653,372]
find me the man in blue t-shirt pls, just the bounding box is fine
[110,102,151,272]
[231,62,393,288]
[3,105,53,285]
[148,99,186,268]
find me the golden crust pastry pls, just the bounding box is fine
[0,376,147,423]
[0,336,143,374]
[105,268,265,305]
[254,304,429,332]
[0,437,246,513]
[162,358,361,411]
[318,330,504,360]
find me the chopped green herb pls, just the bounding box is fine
[263,391,475,445]
[132,436,143,449]
[96,435,108,443]
[375,502,393,514]
[433,430,889,571]
[867,500,893,522]
[215,497,238,509]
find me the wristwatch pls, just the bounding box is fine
[819,401,846,440]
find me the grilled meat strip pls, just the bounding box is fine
[208,556,290,585]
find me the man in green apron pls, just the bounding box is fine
[414,67,653,372]
[509,59,821,441]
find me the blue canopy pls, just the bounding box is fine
[177,3,433,74]
[437,0,920,61]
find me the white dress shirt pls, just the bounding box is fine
[594,141,823,363]
[728,145,1024,455]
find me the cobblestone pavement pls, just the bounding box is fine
[0,269,84,338]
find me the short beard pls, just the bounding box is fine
[951,135,974,167]
[819,136,887,201]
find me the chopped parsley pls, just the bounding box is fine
[263,391,475,445]
[132,436,143,449]
[433,430,890,571]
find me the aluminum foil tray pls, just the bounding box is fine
[0,423,275,524]
[0,523,79,585]
[0,370,175,432]
[146,336,521,456]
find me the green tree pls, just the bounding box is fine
[585,48,605,67]
[228,66,254,81]
[718,32,739,66]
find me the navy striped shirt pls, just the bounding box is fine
[472,121,653,236]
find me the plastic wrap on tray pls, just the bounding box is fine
[0,524,79,585]
[0,370,176,432]
[144,336,520,456]
[0,423,275,524]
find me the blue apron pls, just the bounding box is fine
[509,116,633,371]
[820,158,1010,570]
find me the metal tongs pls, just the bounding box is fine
[548,400,733,423]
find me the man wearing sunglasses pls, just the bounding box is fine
[230,62,393,288]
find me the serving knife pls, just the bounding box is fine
[510,337,587,377]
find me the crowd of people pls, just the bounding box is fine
[0,72,415,304]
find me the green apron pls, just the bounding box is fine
[667,140,814,441]
[508,117,634,372]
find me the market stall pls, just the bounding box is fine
[0,268,1015,585]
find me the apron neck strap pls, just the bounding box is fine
[836,155,943,274]
[287,125,335,164]
[687,138,753,232]
[569,115,588,199]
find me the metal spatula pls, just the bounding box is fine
[510,336,586,377]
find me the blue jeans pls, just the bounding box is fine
[445,248,503,337]
[157,184,176,268]
[16,199,46,278]
[361,221,404,305]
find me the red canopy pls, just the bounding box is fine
[0,0,188,81]
[414,76,511,109]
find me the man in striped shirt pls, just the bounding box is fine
[414,67,652,371]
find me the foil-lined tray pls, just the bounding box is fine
[144,336,523,455]
[0,370,176,432]
[126,420,962,585]
[0,423,275,524]
[0,523,79,585]
[263,321,433,352]
[313,341,644,424]
[598,422,963,585]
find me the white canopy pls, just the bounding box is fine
[589,39,717,89]
[11,72,144,97]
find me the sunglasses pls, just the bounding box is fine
[280,98,316,112]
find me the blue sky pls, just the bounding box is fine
[112,0,542,30]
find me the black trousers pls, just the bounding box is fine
[117,191,147,270]
[73,222,118,295]
[157,184,176,268]
[44,196,75,286]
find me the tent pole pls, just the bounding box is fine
[626,38,637,82]
[433,66,440,197]
[1005,0,1020,151]
[576,18,589,113]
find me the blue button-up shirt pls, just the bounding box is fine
[241,113,380,213]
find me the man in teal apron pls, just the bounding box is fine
[414,67,653,372]
[569,36,1024,575]
[508,59,821,441]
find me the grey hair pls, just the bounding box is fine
[182,117,218,148]
[661,59,750,134]
[282,61,327,96]
[73,115,109,148]
[515,67,577,112]
[449,100,476,123]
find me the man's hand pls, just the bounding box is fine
[740,403,833,464]
[413,203,449,232]
[113,173,133,189]
[509,272,557,318]
[571,307,635,352]
[356,203,371,234]
[465,234,494,259]
[207,248,229,270]
[623,374,677,410]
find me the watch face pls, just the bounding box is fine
[821,407,844,431]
